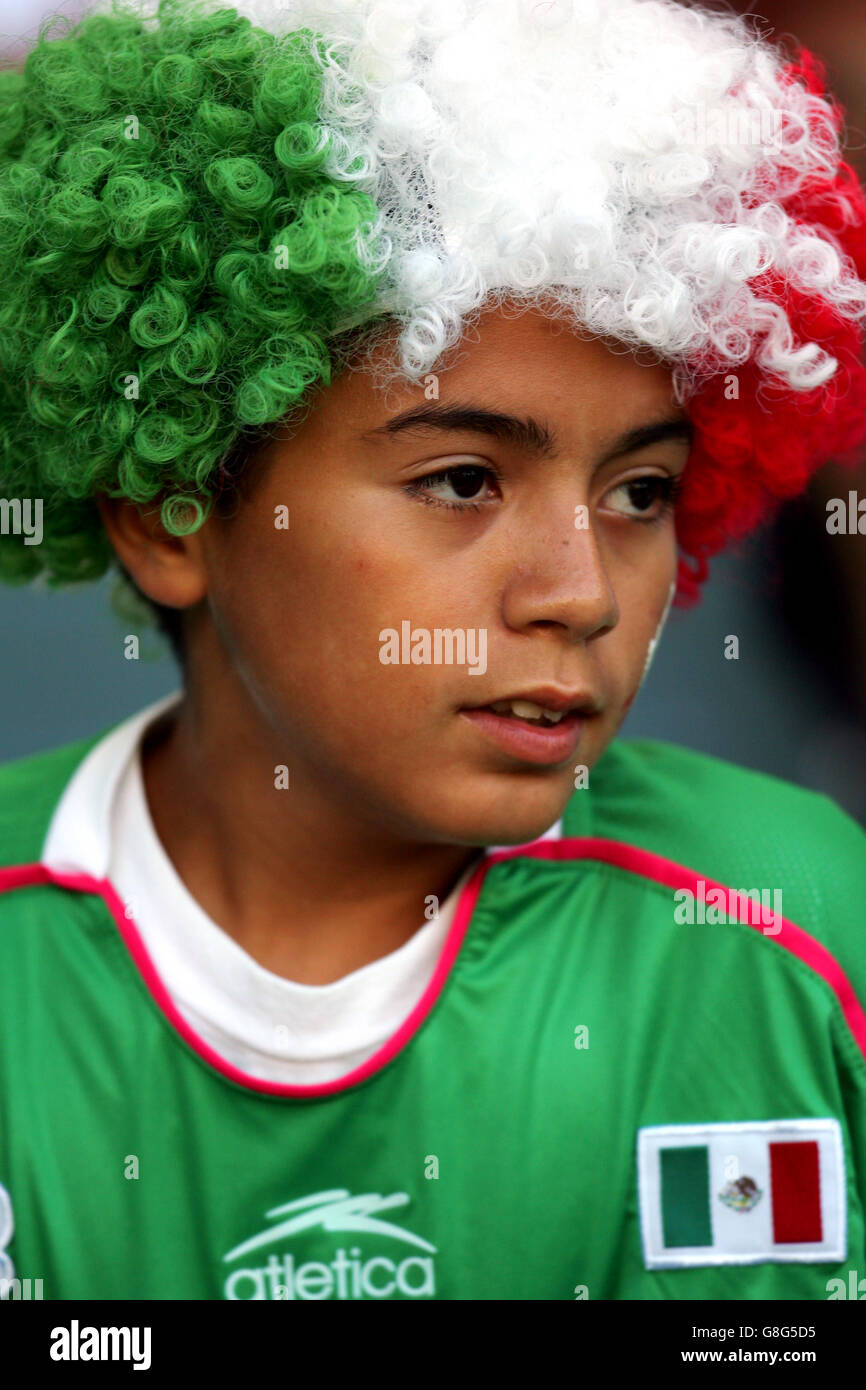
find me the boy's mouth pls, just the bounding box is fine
[459,690,598,765]
[485,698,568,726]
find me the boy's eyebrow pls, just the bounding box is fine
[360,402,693,460]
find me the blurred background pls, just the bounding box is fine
[0,0,864,824]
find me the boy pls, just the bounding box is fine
[1,0,865,1300]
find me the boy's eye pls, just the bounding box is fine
[603,474,684,522]
[406,462,500,510]
[405,463,685,519]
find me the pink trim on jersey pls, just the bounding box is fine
[0,859,489,1098]
[2,836,866,1095]
[486,838,866,1063]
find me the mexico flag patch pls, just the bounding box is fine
[637,1119,846,1269]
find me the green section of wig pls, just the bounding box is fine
[0,0,386,587]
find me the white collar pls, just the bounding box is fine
[38,693,476,1084]
[42,691,183,877]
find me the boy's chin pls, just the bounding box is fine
[478,819,563,849]
[393,765,579,848]
[426,800,571,851]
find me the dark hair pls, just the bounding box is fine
[119,418,285,667]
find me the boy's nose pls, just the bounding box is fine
[500,524,620,642]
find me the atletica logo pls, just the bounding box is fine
[222,1189,437,1300]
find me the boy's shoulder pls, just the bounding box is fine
[563,735,866,984]
[0,731,106,868]
[573,734,864,867]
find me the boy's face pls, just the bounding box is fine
[180,307,691,846]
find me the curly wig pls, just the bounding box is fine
[1,0,865,613]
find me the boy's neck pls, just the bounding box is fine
[139,696,481,987]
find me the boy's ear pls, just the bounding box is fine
[95,494,209,610]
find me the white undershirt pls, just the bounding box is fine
[41,693,561,1085]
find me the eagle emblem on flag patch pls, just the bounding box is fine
[637,1119,846,1269]
[718,1176,762,1212]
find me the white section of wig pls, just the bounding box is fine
[148,0,866,392]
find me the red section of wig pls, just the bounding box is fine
[675,49,866,605]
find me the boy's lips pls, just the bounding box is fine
[459,706,586,764]
[458,687,601,766]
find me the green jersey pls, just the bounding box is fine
[1,725,865,1300]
